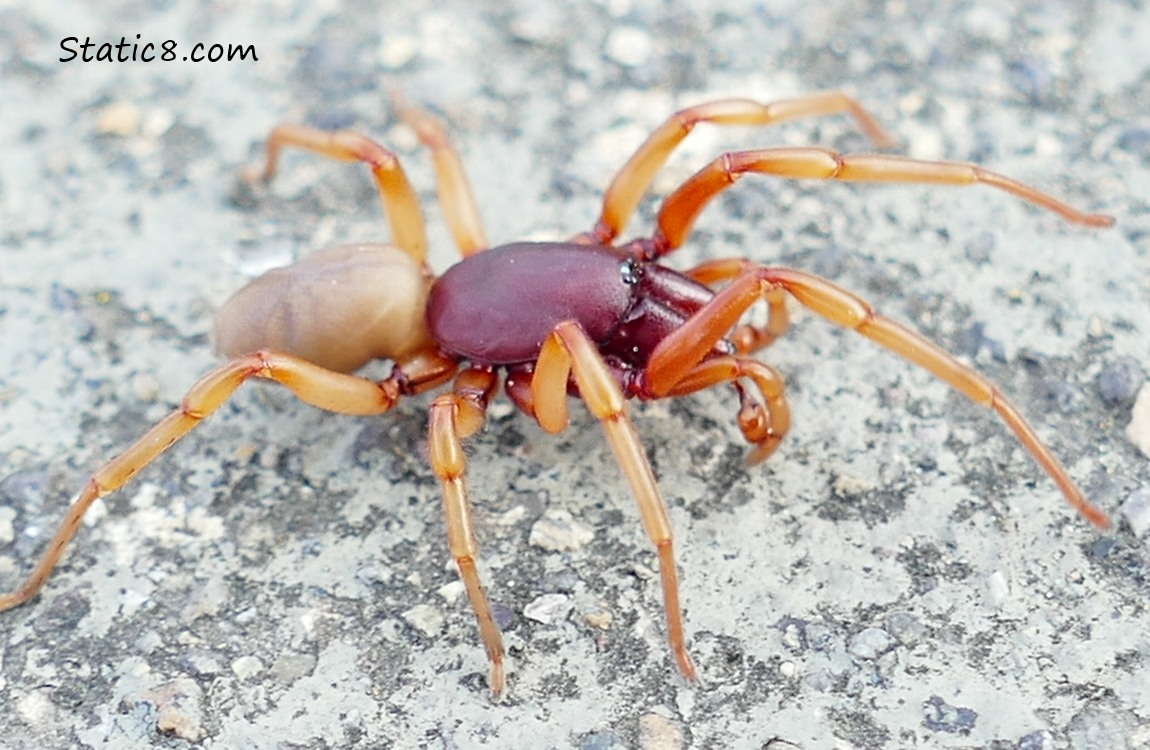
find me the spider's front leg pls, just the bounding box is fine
[531,321,698,682]
[643,265,1111,528]
[594,91,896,243]
[649,147,1113,258]
[687,259,790,354]
[657,354,792,465]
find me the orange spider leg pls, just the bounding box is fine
[662,356,792,465]
[391,94,490,256]
[427,367,505,697]
[652,148,1114,255]
[688,258,790,353]
[0,349,457,613]
[644,267,1110,528]
[595,92,896,243]
[532,321,698,682]
[249,125,429,263]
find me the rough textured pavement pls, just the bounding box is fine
[1,1,1148,748]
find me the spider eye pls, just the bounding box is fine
[620,258,643,286]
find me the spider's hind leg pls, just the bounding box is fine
[0,350,429,613]
[427,367,506,697]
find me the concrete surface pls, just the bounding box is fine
[1,1,1148,748]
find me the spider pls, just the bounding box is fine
[0,92,1113,697]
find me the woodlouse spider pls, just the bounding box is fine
[1,92,1114,697]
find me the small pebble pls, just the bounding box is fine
[541,568,581,593]
[1120,487,1150,538]
[605,27,653,67]
[131,372,160,402]
[231,655,264,680]
[356,564,392,587]
[402,603,445,637]
[1096,357,1145,406]
[832,472,874,497]
[134,631,163,654]
[524,593,572,625]
[16,690,56,726]
[923,695,978,734]
[530,508,594,551]
[884,612,926,646]
[582,603,613,630]
[1125,385,1150,457]
[437,579,466,605]
[492,600,516,631]
[848,627,894,660]
[0,506,15,544]
[180,651,223,678]
[803,669,834,692]
[1017,730,1052,750]
[95,101,141,136]
[378,35,418,69]
[986,570,1010,607]
[270,652,317,684]
[136,678,205,742]
[638,712,685,750]
[780,620,804,650]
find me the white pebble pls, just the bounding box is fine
[95,101,141,136]
[848,627,893,660]
[1120,488,1150,538]
[231,655,264,680]
[1126,384,1150,457]
[524,593,571,624]
[985,570,1010,607]
[402,603,445,637]
[605,27,654,67]
[379,35,417,69]
[0,506,15,545]
[529,508,594,551]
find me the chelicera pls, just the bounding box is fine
[1,92,1113,696]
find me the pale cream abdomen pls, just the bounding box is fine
[213,243,433,373]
